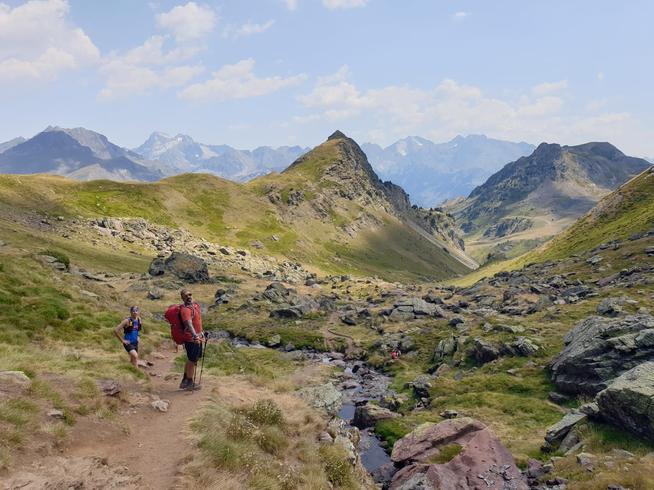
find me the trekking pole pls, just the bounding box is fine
[198,332,209,387]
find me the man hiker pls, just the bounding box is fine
[114,306,143,368]
[179,289,204,390]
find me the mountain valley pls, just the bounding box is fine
[1,130,653,490]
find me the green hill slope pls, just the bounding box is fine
[537,166,654,260]
[0,132,474,281]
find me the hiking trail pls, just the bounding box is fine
[65,348,210,489]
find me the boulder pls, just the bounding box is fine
[147,288,163,300]
[298,383,342,415]
[550,314,654,395]
[148,257,166,276]
[352,403,400,428]
[596,361,654,440]
[148,252,209,282]
[390,418,528,490]
[407,374,433,399]
[469,338,500,364]
[433,335,457,363]
[597,297,626,317]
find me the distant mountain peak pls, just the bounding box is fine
[327,130,348,141]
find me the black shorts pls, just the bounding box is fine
[185,341,203,362]
[123,342,138,353]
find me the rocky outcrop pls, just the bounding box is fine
[483,217,533,239]
[596,361,654,440]
[550,314,654,395]
[255,282,322,319]
[390,418,528,490]
[148,252,209,282]
[381,297,445,322]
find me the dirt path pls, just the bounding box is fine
[66,349,211,489]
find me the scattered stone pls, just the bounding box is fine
[147,288,163,300]
[47,409,65,419]
[448,317,464,327]
[98,379,121,396]
[576,452,596,472]
[440,409,458,419]
[353,403,400,428]
[407,374,433,399]
[586,255,603,265]
[544,412,587,447]
[596,297,627,317]
[150,399,170,412]
[267,334,282,347]
[0,370,32,390]
[340,313,357,326]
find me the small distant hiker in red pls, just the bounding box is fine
[391,348,401,361]
[179,289,204,390]
[114,306,143,368]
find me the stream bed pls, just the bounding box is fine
[213,332,397,485]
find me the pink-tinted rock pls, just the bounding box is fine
[390,417,528,490]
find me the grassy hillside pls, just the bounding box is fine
[0,137,472,281]
[537,167,654,261]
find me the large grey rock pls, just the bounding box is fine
[353,403,400,428]
[550,314,654,395]
[433,335,457,363]
[148,252,209,282]
[298,383,342,415]
[596,361,654,440]
[390,418,528,490]
[469,338,500,364]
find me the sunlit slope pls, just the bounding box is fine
[0,136,472,281]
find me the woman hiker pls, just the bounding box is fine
[114,306,143,368]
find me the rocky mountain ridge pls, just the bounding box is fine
[134,131,309,182]
[0,127,163,182]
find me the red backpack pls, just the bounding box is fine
[164,304,192,345]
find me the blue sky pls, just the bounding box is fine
[1,0,653,155]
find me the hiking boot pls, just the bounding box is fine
[179,377,191,390]
[184,382,201,391]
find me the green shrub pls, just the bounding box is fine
[428,443,462,464]
[244,399,284,426]
[319,445,353,487]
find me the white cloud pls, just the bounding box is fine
[453,11,469,20]
[100,60,204,99]
[597,72,605,81]
[295,68,631,147]
[323,0,368,9]
[224,19,275,38]
[99,35,204,98]
[179,58,306,101]
[532,80,568,96]
[282,0,298,10]
[0,0,99,82]
[156,2,216,42]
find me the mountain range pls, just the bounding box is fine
[0,128,536,204]
[362,135,535,207]
[133,132,309,182]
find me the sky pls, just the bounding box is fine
[1,0,653,156]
